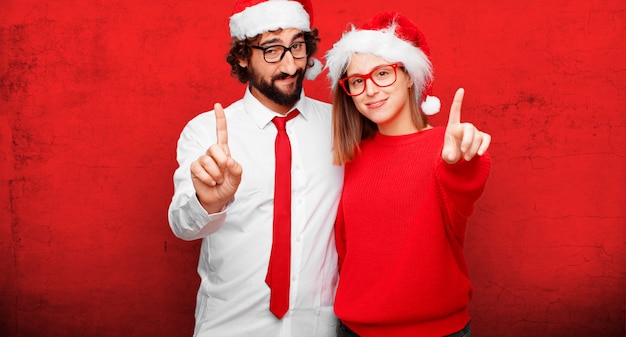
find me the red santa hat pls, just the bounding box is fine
[325,12,440,115]
[229,0,322,80]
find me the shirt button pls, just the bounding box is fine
[296,236,302,242]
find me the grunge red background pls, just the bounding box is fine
[1,1,624,336]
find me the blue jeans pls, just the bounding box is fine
[336,321,472,337]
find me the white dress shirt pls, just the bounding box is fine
[168,88,344,337]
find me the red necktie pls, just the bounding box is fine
[266,110,299,319]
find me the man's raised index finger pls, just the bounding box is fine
[214,103,228,145]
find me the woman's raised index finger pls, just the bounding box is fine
[447,88,465,126]
[214,103,228,145]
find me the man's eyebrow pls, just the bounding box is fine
[260,37,280,46]
[259,32,305,46]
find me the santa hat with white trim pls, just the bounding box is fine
[229,0,322,80]
[325,12,441,115]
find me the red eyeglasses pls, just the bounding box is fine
[338,63,402,96]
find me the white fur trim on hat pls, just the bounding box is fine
[229,0,311,39]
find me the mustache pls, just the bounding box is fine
[272,69,304,81]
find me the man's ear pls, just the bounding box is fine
[238,58,248,68]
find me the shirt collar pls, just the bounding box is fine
[242,87,309,129]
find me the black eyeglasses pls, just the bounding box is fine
[251,42,308,63]
[339,63,402,96]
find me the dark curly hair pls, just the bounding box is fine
[226,28,320,84]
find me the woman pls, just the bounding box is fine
[324,12,492,337]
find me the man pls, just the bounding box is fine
[168,1,343,336]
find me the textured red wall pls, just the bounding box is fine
[1,1,624,336]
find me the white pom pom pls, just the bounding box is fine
[421,95,440,115]
[305,58,323,80]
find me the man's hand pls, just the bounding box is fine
[190,103,243,213]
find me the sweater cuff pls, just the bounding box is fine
[436,152,491,216]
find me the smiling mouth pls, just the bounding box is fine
[276,76,296,83]
[366,99,387,109]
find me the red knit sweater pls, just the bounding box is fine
[334,127,491,337]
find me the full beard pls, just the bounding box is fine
[249,68,305,107]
